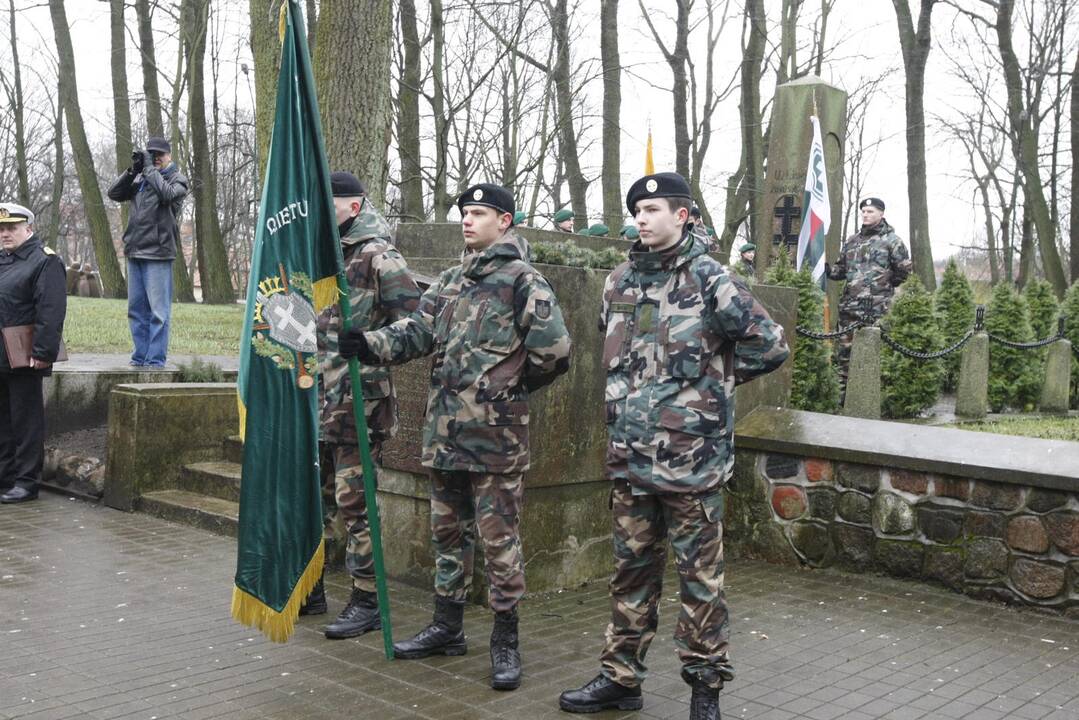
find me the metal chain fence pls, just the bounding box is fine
[795,305,1072,361]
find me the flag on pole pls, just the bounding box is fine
[644,126,655,174]
[231,0,346,643]
[796,116,829,286]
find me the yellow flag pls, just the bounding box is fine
[645,128,655,174]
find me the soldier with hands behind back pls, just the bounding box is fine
[558,173,789,720]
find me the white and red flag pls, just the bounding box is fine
[796,116,829,286]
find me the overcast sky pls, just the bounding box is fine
[5,0,1075,263]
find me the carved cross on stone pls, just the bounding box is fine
[772,194,802,254]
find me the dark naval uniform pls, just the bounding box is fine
[0,212,67,503]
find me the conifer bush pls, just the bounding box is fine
[764,249,841,413]
[1061,280,1079,409]
[985,282,1041,412]
[880,275,944,418]
[1022,279,1058,340]
[531,240,625,269]
[933,259,975,392]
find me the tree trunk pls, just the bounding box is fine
[313,0,393,205]
[977,179,1000,285]
[891,0,936,290]
[995,0,1067,297]
[47,79,64,252]
[1017,206,1034,289]
[6,0,29,206]
[396,0,424,221]
[740,0,766,264]
[670,1,690,178]
[184,0,233,303]
[551,0,588,228]
[48,0,125,298]
[430,0,450,219]
[136,0,165,138]
[1071,50,1078,284]
[599,0,622,232]
[111,0,132,231]
[305,0,317,54]
[249,0,282,185]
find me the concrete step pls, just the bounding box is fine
[179,460,242,502]
[223,435,244,465]
[137,489,238,537]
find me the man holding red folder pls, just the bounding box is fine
[0,203,67,504]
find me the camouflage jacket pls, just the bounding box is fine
[363,230,572,474]
[826,220,912,320]
[600,231,789,494]
[317,203,421,444]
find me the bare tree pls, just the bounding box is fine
[639,1,691,179]
[249,0,283,184]
[396,0,425,221]
[48,0,125,298]
[1072,48,1078,283]
[891,0,937,290]
[740,0,766,257]
[136,0,166,138]
[599,0,622,233]
[110,0,132,230]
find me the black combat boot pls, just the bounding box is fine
[323,587,380,639]
[558,674,643,713]
[392,595,467,659]
[298,574,327,616]
[688,680,721,720]
[489,607,521,690]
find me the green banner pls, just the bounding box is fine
[231,0,341,643]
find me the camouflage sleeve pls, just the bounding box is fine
[598,271,616,332]
[376,248,422,321]
[516,271,572,392]
[707,273,790,386]
[890,236,912,286]
[362,275,439,365]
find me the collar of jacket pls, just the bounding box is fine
[7,234,43,260]
[628,226,700,274]
[860,219,893,238]
[340,199,393,247]
[460,229,530,279]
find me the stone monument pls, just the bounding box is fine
[755,76,847,316]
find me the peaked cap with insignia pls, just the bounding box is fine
[457,183,515,221]
[0,203,34,225]
[626,172,692,214]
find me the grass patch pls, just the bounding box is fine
[950,415,1079,442]
[64,297,244,356]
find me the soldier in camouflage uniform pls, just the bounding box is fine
[338,182,572,691]
[559,173,789,720]
[732,243,755,280]
[825,197,912,393]
[301,172,421,639]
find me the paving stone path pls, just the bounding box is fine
[2,493,1079,720]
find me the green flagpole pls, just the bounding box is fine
[280,0,395,659]
[337,286,395,660]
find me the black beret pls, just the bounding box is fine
[330,171,367,197]
[146,136,171,153]
[860,197,885,211]
[457,183,515,220]
[626,172,692,214]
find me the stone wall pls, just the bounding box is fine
[729,407,1079,614]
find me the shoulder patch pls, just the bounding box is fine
[535,298,551,319]
[43,247,56,256]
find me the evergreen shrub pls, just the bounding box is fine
[933,258,975,392]
[880,275,943,418]
[764,249,841,413]
[531,241,625,270]
[1061,280,1079,409]
[985,282,1041,412]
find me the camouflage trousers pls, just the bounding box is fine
[320,441,382,593]
[599,481,733,690]
[835,308,858,395]
[430,470,525,612]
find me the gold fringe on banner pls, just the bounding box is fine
[231,539,324,643]
[312,275,342,315]
[236,396,247,442]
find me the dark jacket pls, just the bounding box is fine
[0,235,67,375]
[107,163,189,260]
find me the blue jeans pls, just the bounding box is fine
[127,258,174,366]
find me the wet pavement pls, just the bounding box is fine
[2,493,1079,720]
